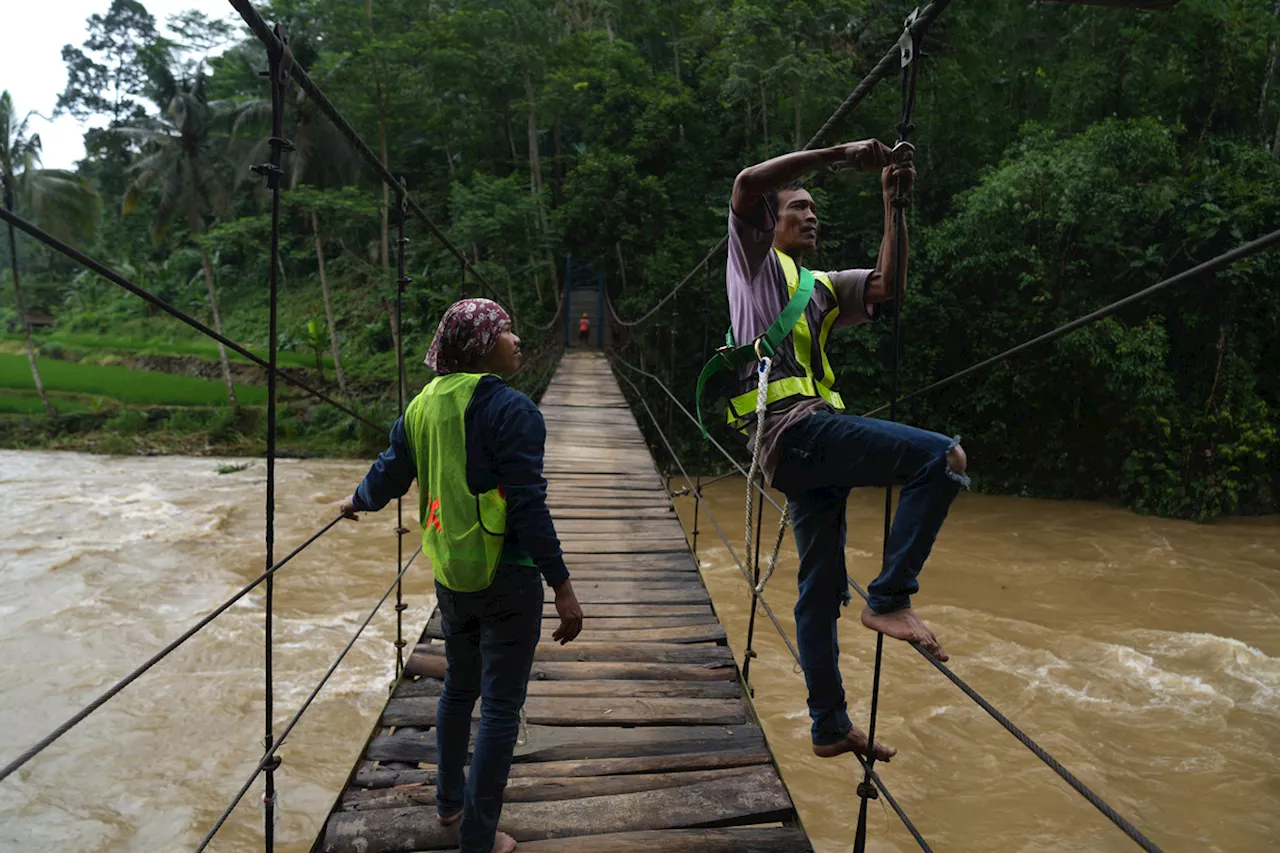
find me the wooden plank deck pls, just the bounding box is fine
[314,351,810,853]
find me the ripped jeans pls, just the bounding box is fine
[771,411,968,745]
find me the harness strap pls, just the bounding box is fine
[694,264,816,436]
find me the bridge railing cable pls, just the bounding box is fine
[0,515,345,785]
[193,546,423,853]
[611,360,932,852]
[609,349,1170,853]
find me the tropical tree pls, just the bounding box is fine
[233,53,359,397]
[1,91,101,416]
[123,66,239,405]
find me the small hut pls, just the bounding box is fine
[6,310,56,333]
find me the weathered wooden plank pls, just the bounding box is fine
[543,507,677,519]
[561,544,692,557]
[547,497,670,508]
[394,678,741,701]
[539,603,712,618]
[557,535,692,549]
[555,567,700,580]
[366,724,765,765]
[546,480,666,491]
[382,695,746,727]
[340,766,762,811]
[551,577,705,591]
[414,641,730,665]
[322,766,792,853]
[515,828,813,853]
[406,652,736,682]
[354,747,773,790]
[564,624,726,644]
[425,615,725,644]
[543,584,709,604]
[552,519,689,534]
[562,553,695,567]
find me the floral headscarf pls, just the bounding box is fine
[424,298,512,375]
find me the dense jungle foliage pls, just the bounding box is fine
[2,0,1278,518]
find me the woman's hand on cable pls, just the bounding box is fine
[339,494,359,521]
[552,580,584,645]
[837,139,893,173]
[881,144,916,196]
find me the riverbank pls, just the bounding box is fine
[0,336,559,458]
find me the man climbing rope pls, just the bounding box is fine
[726,140,968,761]
[339,298,584,853]
[578,312,590,346]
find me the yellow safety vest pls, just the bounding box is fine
[403,373,534,593]
[727,249,845,430]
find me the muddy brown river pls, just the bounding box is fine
[0,449,1276,852]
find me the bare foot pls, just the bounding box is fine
[861,605,949,662]
[436,809,462,826]
[812,727,896,762]
[492,831,517,853]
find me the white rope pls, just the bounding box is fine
[744,356,772,574]
[742,353,791,596]
[756,502,789,594]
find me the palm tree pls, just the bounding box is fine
[1,91,100,416]
[233,79,358,397]
[124,67,239,406]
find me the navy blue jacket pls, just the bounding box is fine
[351,375,569,589]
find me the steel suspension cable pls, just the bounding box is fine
[840,579,1166,852]
[193,546,423,853]
[616,350,1171,853]
[862,225,1280,418]
[611,359,931,851]
[805,0,951,151]
[0,207,383,431]
[690,261,712,557]
[0,515,345,784]
[257,29,290,848]
[855,17,923,851]
[394,185,411,679]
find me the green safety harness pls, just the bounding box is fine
[693,264,817,437]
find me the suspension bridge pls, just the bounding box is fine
[2,0,1278,850]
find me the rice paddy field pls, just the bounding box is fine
[0,354,267,408]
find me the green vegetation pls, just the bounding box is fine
[0,354,266,406]
[0,391,94,415]
[0,0,1276,518]
[0,330,328,369]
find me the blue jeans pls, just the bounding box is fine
[434,564,542,853]
[771,411,968,746]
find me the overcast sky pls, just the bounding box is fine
[2,0,240,170]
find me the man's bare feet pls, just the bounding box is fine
[861,605,949,662]
[812,727,896,762]
[492,831,517,853]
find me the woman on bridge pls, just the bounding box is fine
[340,297,584,853]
